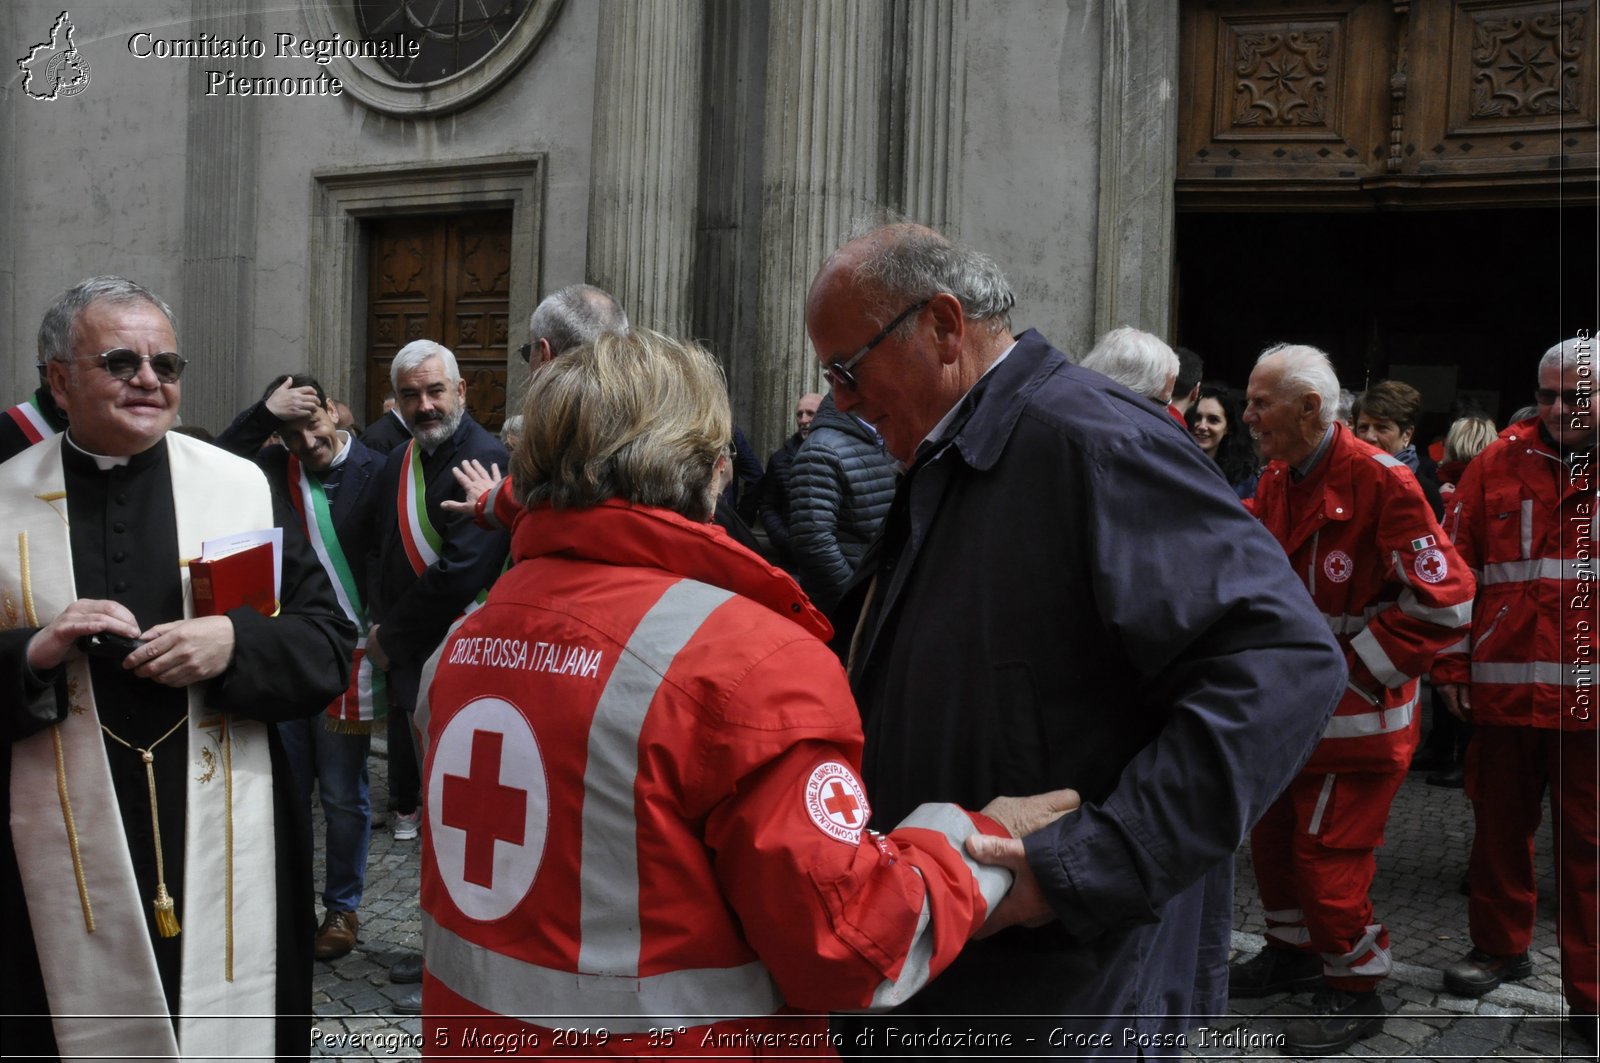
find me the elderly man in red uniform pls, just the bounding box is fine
[1434,335,1598,1054]
[1231,343,1475,1055]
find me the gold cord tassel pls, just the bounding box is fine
[153,883,181,938]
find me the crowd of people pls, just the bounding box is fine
[0,227,1592,1062]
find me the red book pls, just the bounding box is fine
[190,541,276,617]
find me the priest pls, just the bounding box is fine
[0,276,355,1061]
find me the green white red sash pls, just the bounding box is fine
[288,451,387,730]
[397,440,442,575]
[5,395,57,444]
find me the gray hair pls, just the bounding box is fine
[1079,327,1180,402]
[499,414,524,442]
[528,284,629,358]
[38,276,177,364]
[390,340,459,392]
[1257,343,1342,430]
[848,224,1015,333]
[1539,336,1593,376]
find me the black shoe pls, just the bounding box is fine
[1410,749,1444,772]
[1442,947,1533,997]
[393,985,422,1015]
[1282,988,1385,1055]
[390,953,424,984]
[1427,766,1465,788]
[1228,947,1322,998]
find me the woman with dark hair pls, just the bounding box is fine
[1186,382,1259,498]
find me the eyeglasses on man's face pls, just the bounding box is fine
[823,300,929,391]
[1535,387,1587,408]
[86,348,189,383]
[517,342,532,363]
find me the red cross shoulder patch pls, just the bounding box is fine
[1414,547,1449,584]
[805,761,871,845]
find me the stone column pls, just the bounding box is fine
[753,0,888,454]
[179,0,260,432]
[1094,0,1179,339]
[892,0,966,234]
[586,0,704,339]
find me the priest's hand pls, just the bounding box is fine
[26,599,143,671]
[129,616,236,686]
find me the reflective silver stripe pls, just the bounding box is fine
[1323,690,1418,739]
[864,803,1012,1009]
[1306,774,1335,836]
[1390,548,1413,589]
[1322,607,1380,635]
[1372,452,1403,469]
[1323,923,1390,979]
[1439,635,1470,655]
[578,580,734,977]
[1471,661,1585,686]
[424,915,783,1032]
[1265,926,1311,946]
[1396,589,1472,629]
[1263,908,1304,924]
[1521,499,1534,559]
[1482,558,1584,584]
[1350,626,1408,688]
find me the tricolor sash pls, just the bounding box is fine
[397,440,442,576]
[287,452,386,731]
[2,432,278,1062]
[5,395,58,445]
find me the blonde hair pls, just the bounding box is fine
[511,328,732,520]
[1443,415,1497,464]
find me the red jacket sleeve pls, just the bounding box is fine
[698,640,1012,1012]
[1430,455,1488,685]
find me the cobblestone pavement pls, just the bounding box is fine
[304,737,1592,1061]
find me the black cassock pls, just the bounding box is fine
[0,437,354,1062]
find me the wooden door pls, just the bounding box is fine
[366,210,513,430]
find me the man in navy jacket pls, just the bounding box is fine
[217,373,388,962]
[809,224,1345,1057]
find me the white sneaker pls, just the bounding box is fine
[393,809,420,841]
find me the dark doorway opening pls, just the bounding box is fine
[1175,206,1597,442]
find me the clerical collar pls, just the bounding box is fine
[64,430,132,470]
[916,340,1017,460]
[1290,424,1337,481]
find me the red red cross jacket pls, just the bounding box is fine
[1248,424,1476,773]
[417,500,1011,1057]
[1432,419,1597,730]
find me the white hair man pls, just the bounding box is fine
[0,276,354,1058]
[1080,326,1181,405]
[1232,342,1475,1054]
[367,338,510,1011]
[1433,336,1598,1052]
[519,283,629,366]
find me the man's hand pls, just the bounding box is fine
[366,624,389,671]
[981,788,1080,838]
[441,459,503,516]
[264,378,323,422]
[1438,682,1471,720]
[128,616,236,687]
[25,599,143,672]
[965,834,1057,938]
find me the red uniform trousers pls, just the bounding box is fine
[1251,769,1407,992]
[1465,724,1599,1013]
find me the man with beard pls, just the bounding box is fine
[368,340,509,1011]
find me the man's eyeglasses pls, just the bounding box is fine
[88,348,189,383]
[517,342,532,363]
[823,301,928,391]
[1535,387,1588,407]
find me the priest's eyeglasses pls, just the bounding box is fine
[824,301,928,391]
[89,348,190,383]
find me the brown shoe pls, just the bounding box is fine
[314,909,359,960]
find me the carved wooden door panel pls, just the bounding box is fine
[1178,0,1598,204]
[366,210,513,431]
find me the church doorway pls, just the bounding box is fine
[1173,203,1597,442]
[363,209,514,431]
